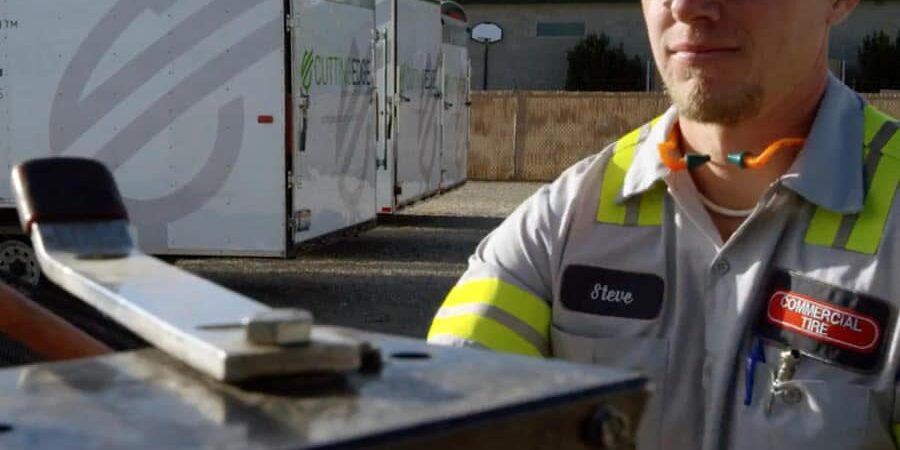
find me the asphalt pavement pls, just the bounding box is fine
[176,181,544,338]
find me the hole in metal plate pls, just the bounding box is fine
[390,352,431,360]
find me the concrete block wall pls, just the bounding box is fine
[464,1,900,91]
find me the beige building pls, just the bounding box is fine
[462,0,900,91]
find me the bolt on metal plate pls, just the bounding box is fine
[243,308,313,346]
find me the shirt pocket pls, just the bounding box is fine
[551,324,669,450]
[734,360,894,450]
[776,381,879,449]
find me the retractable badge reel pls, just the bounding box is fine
[766,349,802,413]
[744,339,803,413]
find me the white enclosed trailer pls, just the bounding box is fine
[438,1,470,190]
[290,0,378,245]
[373,0,444,213]
[0,0,376,260]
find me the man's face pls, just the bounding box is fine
[642,0,853,125]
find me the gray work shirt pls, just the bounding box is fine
[443,75,900,449]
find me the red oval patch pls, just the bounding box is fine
[767,290,880,353]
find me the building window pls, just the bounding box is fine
[536,22,585,37]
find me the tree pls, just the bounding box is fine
[565,33,644,92]
[853,30,900,93]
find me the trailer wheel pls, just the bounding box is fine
[0,240,40,287]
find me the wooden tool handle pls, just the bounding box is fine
[0,282,110,360]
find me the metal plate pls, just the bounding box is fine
[0,332,646,449]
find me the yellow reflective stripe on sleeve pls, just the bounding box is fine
[427,278,550,357]
[428,315,544,356]
[439,278,551,336]
[845,155,900,254]
[596,127,642,224]
[637,184,665,226]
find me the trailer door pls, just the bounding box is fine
[374,0,396,212]
[393,0,442,207]
[439,18,469,190]
[291,0,376,242]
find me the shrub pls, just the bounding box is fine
[565,33,644,92]
[853,30,900,92]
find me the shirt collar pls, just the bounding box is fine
[617,74,866,213]
[780,74,866,214]
[618,107,678,204]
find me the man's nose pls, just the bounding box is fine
[666,0,722,23]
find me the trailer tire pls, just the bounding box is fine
[0,239,40,287]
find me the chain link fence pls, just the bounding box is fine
[871,93,900,117]
[469,91,900,182]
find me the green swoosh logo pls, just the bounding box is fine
[301,50,315,93]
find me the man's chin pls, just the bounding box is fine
[668,82,763,125]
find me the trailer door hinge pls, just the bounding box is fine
[285,14,301,31]
[297,93,310,111]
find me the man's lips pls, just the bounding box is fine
[667,43,740,61]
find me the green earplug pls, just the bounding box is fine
[727,152,747,168]
[685,154,712,171]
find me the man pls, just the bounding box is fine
[428,0,900,449]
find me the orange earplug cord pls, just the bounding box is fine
[658,125,805,171]
[735,138,806,169]
[658,126,688,171]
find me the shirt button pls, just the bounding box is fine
[713,258,731,275]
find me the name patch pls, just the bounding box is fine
[758,270,892,372]
[560,265,664,320]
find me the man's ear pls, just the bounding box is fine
[827,0,860,26]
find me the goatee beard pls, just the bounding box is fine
[666,70,763,125]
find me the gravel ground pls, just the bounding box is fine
[176,181,545,339]
[398,181,545,218]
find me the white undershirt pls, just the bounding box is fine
[696,190,755,218]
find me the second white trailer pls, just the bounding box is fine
[439,1,470,190]
[374,0,444,213]
[290,0,377,244]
